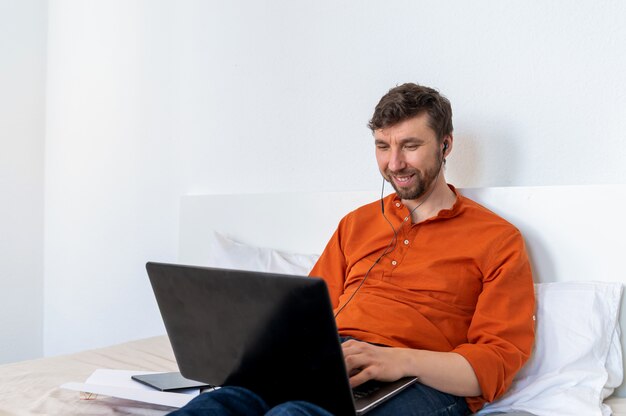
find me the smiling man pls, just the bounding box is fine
[310,83,536,415]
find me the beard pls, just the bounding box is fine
[384,152,443,201]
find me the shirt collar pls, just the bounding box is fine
[387,183,463,223]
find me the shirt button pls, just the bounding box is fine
[395,202,401,208]
[403,239,409,245]
[391,260,398,266]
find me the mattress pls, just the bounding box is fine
[0,336,177,415]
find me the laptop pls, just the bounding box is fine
[146,262,417,415]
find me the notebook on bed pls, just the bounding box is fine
[146,262,417,415]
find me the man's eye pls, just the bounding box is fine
[404,145,419,150]
[376,145,389,150]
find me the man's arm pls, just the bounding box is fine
[342,339,481,397]
[309,224,349,307]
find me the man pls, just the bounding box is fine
[312,83,535,415]
[171,83,535,415]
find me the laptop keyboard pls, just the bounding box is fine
[352,380,383,400]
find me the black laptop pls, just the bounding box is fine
[146,262,417,415]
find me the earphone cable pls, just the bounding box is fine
[333,180,398,319]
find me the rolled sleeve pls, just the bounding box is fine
[453,230,535,411]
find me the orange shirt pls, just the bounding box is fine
[309,186,535,412]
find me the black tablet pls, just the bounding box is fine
[131,372,211,391]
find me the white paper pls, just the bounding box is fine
[61,369,201,408]
[87,369,200,395]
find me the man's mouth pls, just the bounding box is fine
[390,173,415,186]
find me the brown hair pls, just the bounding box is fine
[368,83,453,141]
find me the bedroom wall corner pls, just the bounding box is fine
[0,0,47,364]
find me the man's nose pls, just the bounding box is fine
[388,149,406,172]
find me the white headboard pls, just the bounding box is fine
[178,185,626,396]
[179,191,381,260]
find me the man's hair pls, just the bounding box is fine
[368,83,453,141]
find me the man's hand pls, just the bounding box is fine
[341,339,409,388]
[341,339,482,397]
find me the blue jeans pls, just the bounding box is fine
[168,383,470,416]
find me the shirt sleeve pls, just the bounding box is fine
[452,229,536,409]
[309,217,349,309]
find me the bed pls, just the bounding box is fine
[1,185,626,416]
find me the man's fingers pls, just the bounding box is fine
[342,340,406,387]
[342,341,380,387]
[348,366,376,388]
[341,339,364,354]
[344,348,365,372]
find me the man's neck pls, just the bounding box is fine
[401,178,456,224]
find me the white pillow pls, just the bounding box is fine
[478,281,623,416]
[206,231,320,276]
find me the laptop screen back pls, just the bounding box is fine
[146,262,356,415]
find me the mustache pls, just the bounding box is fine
[385,168,419,178]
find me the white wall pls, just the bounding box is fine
[7,0,625,358]
[175,0,626,194]
[0,0,47,364]
[44,0,178,355]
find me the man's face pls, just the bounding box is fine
[374,113,445,201]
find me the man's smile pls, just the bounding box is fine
[389,171,417,187]
[393,175,413,184]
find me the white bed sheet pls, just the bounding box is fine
[0,336,177,416]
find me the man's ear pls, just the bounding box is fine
[442,135,453,157]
